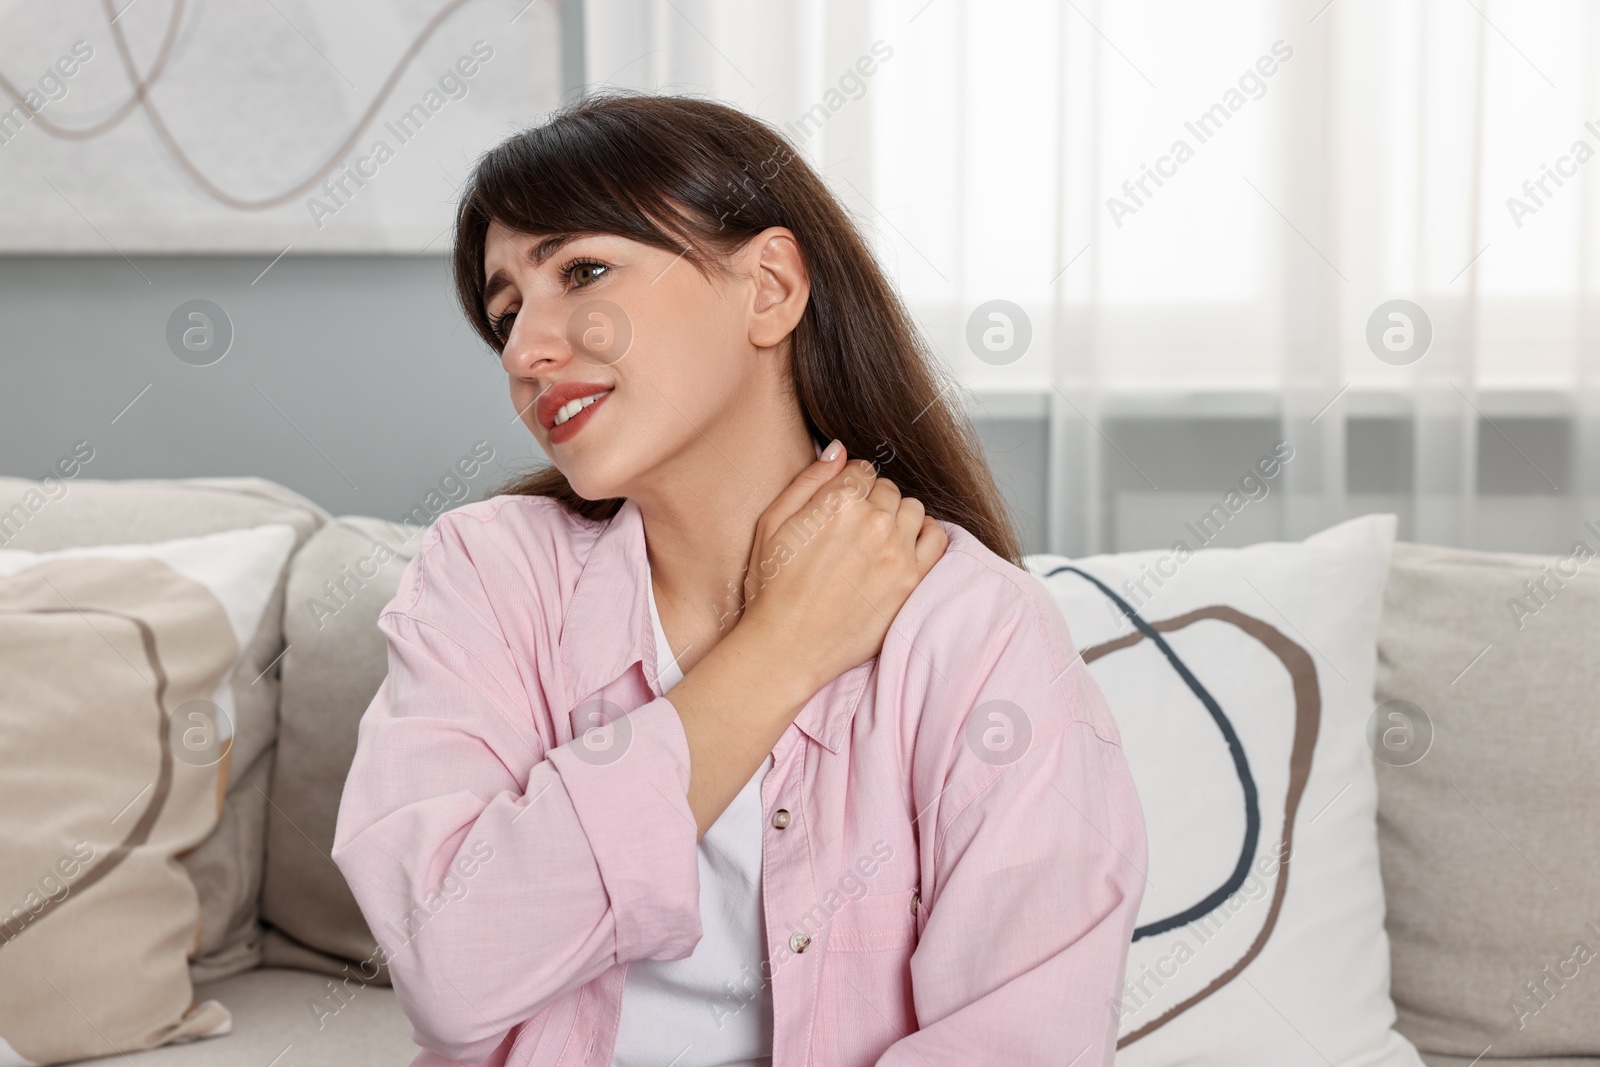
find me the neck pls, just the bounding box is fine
[633,409,815,642]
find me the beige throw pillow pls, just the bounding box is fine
[0,475,329,984]
[0,525,294,1065]
[1375,539,1600,1063]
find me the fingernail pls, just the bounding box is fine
[822,439,842,461]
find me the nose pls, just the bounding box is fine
[500,303,572,383]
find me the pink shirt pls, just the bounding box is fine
[331,494,1146,1067]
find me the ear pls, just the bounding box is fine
[743,227,810,349]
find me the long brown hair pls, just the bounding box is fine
[451,92,1023,566]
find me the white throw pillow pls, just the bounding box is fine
[1027,514,1422,1067]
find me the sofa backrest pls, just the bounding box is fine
[259,516,425,978]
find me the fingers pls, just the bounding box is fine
[913,515,949,575]
[865,475,902,515]
[835,456,879,508]
[894,494,926,545]
[756,439,853,546]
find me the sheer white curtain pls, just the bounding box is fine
[583,0,1600,554]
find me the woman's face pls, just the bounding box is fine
[481,223,780,502]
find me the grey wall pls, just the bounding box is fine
[1,255,547,524]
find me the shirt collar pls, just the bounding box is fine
[558,494,871,754]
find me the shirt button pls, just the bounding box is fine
[910,891,920,916]
[790,932,811,953]
[771,809,791,829]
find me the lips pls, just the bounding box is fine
[536,380,613,445]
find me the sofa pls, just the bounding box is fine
[0,474,1595,1067]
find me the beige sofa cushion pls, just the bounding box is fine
[262,518,424,978]
[0,477,327,982]
[1375,539,1600,1063]
[80,968,415,1066]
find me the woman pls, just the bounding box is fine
[332,93,1146,1067]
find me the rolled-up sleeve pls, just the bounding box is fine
[883,577,1147,1066]
[330,531,701,1063]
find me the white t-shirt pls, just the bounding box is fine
[610,575,774,1067]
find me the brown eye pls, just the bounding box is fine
[562,260,607,288]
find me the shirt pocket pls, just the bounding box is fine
[818,888,919,1061]
[826,887,920,953]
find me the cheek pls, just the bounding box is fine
[632,294,751,420]
[630,341,747,471]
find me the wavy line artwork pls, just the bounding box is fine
[0,0,489,211]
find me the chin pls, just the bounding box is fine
[557,456,631,503]
[561,471,616,502]
[551,420,681,502]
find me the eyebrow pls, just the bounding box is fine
[482,233,580,307]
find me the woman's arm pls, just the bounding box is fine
[331,555,705,1062]
[877,573,1148,1065]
